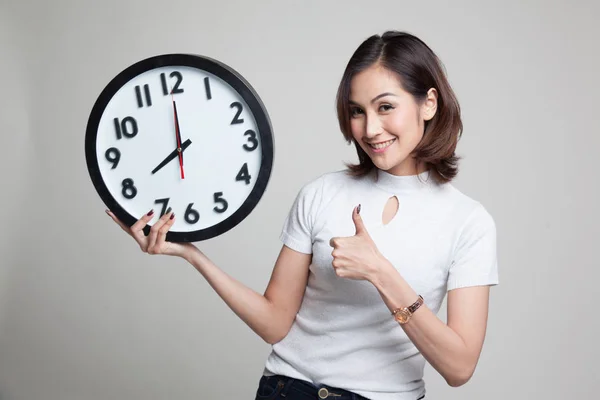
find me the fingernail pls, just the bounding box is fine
[166,207,172,214]
[170,213,175,220]
[105,209,110,215]
[357,204,361,214]
[147,209,154,216]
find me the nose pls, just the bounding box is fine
[365,114,383,138]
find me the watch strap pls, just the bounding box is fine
[391,295,424,318]
[408,295,424,314]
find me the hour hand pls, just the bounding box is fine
[151,139,192,175]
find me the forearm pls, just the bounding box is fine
[184,247,285,344]
[371,260,476,387]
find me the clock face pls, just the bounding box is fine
[85,54,274,242]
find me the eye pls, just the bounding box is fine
[350,107,364,117]
[379,104,394,112]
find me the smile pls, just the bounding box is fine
[368,139,396,152]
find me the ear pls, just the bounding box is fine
[422,88,438,121]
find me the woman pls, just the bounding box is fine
[107,31,499,400]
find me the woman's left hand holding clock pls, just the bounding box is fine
[105,208,196,258]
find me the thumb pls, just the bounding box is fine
[352,204,367,236]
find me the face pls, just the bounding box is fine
[348,64,437,176]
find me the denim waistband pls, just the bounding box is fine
[273,374,368,400]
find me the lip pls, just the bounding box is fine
[367,138,396,153]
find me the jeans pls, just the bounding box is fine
[254,374,425,400]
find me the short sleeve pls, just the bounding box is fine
[279,176,325,254]
[447,203,499,291]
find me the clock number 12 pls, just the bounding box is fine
[160,71,185,95]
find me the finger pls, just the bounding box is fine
[130,209,156,233]
[107,208,154,249]
[105,209,130,232]
[147,208,173,252]
[153,212,176,251]
[128,209,157,247]
[352,204,367,236]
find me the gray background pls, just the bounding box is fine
[1,0,598,399]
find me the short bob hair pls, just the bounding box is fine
[336,31,463,184]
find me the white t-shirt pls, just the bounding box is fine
[263,168,499,400]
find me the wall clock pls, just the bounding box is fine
[85,54,274,242]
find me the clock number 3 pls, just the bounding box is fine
[243,129,258,152]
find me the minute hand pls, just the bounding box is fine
[151,139,192,175]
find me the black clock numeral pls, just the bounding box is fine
[161,71,184,95]
[204,77,212,100]
[105,147,121,169]
[230,102,244,125]
[122,178,137,199]
[236,163,251,185]
[243,129,258,151]
[135,84,152,107]
[114,116,138,140]
[184,203,200,224]
[213,192,229,213]
[154,198,170,216]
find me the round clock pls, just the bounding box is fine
[85,54,274,242]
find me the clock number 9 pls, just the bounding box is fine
[105,147,121,169]
[122,178,137,200]
[213,192,229,213]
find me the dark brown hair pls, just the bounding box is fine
[336,31,463,184]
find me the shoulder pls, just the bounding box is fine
[441,184,496,236]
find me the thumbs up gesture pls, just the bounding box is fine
[329,205,386,282]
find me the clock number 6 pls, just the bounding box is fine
[122,178,137,199]
[184,203,200,224]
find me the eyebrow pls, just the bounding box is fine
[348,92,398,106]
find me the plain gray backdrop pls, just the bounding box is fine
[1,0,598,399]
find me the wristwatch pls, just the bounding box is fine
[392,295,424,324]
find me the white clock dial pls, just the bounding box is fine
[86,55,274,241]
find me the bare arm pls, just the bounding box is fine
[185,244,311,344]
[107,208,311,345]
[372,262,490,387]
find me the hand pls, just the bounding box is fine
[151,138,192,175]
[172,99,185,179]
[106,208,196,259]
[329,205,386,282]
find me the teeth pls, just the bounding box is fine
[369,139,395,149]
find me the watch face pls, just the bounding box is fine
[394,309,410,324]
[85,54,274,242]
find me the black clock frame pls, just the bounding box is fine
[85,54,274,242]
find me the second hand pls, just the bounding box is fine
[171,92,184,179]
